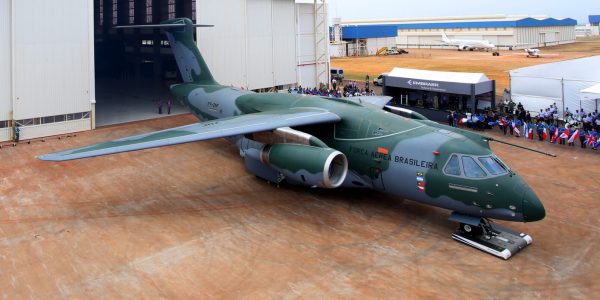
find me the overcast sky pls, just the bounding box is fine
[327,0,600,24]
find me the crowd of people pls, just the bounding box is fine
[287,81,376,98]
[448,102,600,151]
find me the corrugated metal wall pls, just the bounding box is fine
[272,0,296,86]
[515,26,575,47]
[365,37,395,55]
[197,0,299,90]
[0,0,93,142]
[394,26,576,49]
[296,3,317,88]
[14,0,93,120]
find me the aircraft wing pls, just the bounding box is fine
[38,108,340,161]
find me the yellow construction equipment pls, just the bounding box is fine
[376,47,388,56]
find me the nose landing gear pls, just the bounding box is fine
[450,212,533,260]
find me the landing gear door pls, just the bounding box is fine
[370,167,385,190]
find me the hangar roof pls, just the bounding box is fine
[590,15,600,24]
[388,68,490,84]
[392,18,576,29]
[340,15,576,33]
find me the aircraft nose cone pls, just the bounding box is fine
[522,187,545,222]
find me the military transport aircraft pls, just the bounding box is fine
[39,18,548,259]
[441,31,496,51]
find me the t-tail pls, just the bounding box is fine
[115,18,217,85]
[441,31,451,43]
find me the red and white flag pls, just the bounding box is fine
[458,117,468,125]
[542,126,548,141]
[512,122,520,137]
[560,129,570,140]
[568,130,580,143]
[528,126,534,139]
[551,127,559,143]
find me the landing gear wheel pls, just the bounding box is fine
[462,223,472,232]
[460,223,482,235]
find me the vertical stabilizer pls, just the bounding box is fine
[116,18,218,85]
[441,31,451,43]
[160,18,217,85]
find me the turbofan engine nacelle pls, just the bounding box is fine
[261,144,348,188]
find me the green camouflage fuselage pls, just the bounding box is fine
[171,83,545,223]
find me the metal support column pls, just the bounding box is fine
[470,84,476,113]
[10,0,15,140]
[492,80,496,110]
[561,78,565,118]
[313,0,329,87]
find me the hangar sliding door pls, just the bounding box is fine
[0,0,11,141]
[12,0,94,140]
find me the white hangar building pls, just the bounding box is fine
[0,0,329,142]
[337,15,576,54]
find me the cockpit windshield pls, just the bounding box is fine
[478,156,508,175]
[444,155,461,176]
[443,154,509,179]
[461,157,487,178]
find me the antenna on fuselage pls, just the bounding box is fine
[485,138,557,157]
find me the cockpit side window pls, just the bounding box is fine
[444,154,461,176]
[478,156,507,175]
[462,156,487,178]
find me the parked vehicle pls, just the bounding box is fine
[330,68,344,81]
[373,73,388,86]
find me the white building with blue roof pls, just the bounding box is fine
[337,15,576,53]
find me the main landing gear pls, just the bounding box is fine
[449,212,533,260]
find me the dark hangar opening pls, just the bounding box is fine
[93,0,196,126]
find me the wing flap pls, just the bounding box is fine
[38,108,340,161]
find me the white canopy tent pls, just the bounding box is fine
[388,68,490,84]
[510,56,600,117]
[581,83,600,112]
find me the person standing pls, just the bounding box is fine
[13,125,20,144]
[537,121,544,141]
[447,111,454,127]
[157,100,164,114]
[452,111,458,127]
[167,99,172,115]
[580,131,587,149]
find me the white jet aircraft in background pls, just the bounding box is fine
[525,48,541,58]
[441,31,496,51]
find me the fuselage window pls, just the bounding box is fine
[478,156,507,175]
[444,154,461,176]
[462,156,487,178]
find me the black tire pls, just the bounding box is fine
[460,223,482,235]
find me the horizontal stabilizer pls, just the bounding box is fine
[38,108,340,162]
[347,96,392,109]
[114,24,213,29]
